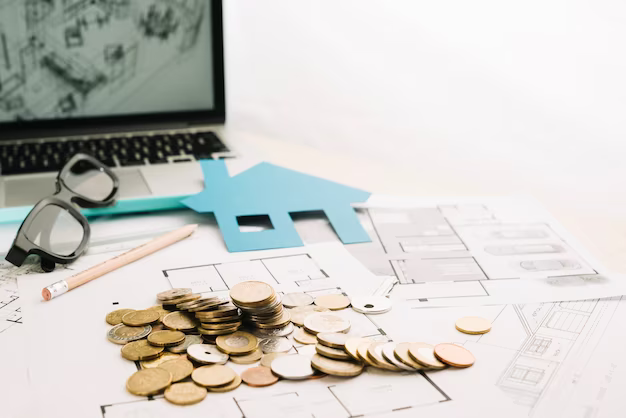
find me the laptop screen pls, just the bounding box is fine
[0,0,221,126]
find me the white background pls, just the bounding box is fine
[222,0,626,273]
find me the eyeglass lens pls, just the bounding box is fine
[24,205,85,256]
[62,159,114,201]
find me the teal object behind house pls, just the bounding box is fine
[182,160,371,252]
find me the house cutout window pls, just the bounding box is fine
[237,215,274,233]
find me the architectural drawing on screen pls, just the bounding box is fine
[0,0,209,121]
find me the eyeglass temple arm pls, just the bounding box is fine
[5,246,27,267]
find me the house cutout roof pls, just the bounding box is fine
[182,160,372,252]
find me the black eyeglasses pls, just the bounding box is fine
[5,154,119,272]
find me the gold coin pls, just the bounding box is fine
[107,324,152,345]
[197,326,240,335]
[140,352,180,369]
[162,311,198,331]
[289,305,329,326]
[195,305,240,319]
[255,311,292,329]
[150,324,165,332]
[122,310,160,326]
[314,294,351,311]
[164,382,207,405]
[146,305,170,322]
[230,281,275,306]
[393,342,424,370]
[192,365,237,387]
[126,368,172,396]
[199,314,243,324]
[188,298,230,312]
[122,340,164,361]
[200,321,243,330]
[177,297,220,310]
[241,366,279,387]
[303,312,350,335]
[356,342,379,367]
[434,343,475,368]
[106,309,135,325]
[209,374,243,392]
[202,334,218,344]
[293,327,317,345]
[310,354,364,377]
[455,316,492,335]
[158,358,195,382]
[345,338,369,361]
[408,342,446,369]
[315,343,351,360]
[260,352,289,368]
[216,331,258,355]
[229,348,263,364]
[317,332,350,349]
[167,335,204,354]
[367,342,402,371]
[157,288,192,302]
[163,293,202,306]
[148,330,186,347]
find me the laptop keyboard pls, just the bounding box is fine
[0,131,229,175]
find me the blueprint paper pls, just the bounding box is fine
[182,160,371,252]
[18,241,387,418]
[294,195,626,307]
[17,233,626,418]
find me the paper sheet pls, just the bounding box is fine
[295,195,626,307]
[18,234,626,418]
[17,238,386,418]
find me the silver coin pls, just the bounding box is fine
[303,312,350,334]
[167,335,204,354]
[157,288,192,302]
[187,344,229,364]
[259,337,293,354]
[107,324,151,344]
[381,342,415,371]
[282,293,314,308]
[270,354,314,380]
[253,322,294,338]
[350,296,392,314]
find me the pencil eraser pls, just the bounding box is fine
[43,281,68,301]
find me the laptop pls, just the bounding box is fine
[0,0,232,208]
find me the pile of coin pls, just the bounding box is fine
[230,281,291,330]
[105,283,480,407]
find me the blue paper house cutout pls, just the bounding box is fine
[182,160,371,252]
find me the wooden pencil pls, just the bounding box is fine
[42,224,198,301]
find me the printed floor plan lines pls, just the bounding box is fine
[163,253,333,294]
[292,197,621,307]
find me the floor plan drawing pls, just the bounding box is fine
[0,0,213,122]
[293,197,623,306]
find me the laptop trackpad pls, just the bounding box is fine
[4,169,151,207]
[5,176,57,207]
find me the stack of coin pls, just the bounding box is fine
[309,332,364,377]
[108,287,479,408]
[195,302,244,337]
[230,281,291,330]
